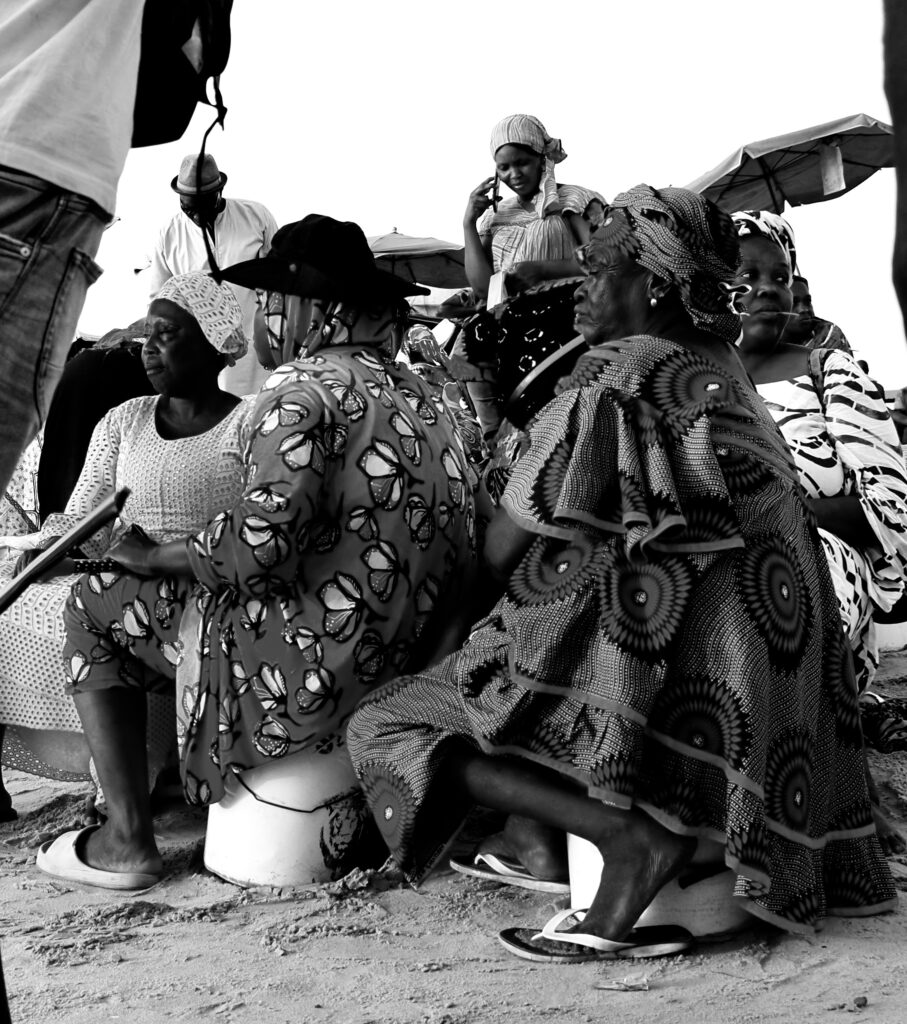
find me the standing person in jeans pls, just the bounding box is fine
[0,0,145,494]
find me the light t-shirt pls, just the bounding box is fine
[0,0,144,215]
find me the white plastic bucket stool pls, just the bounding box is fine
[876,619,907,652]
[567,833,751,939]
[204,746,363,887]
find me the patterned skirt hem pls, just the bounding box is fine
[381,739,894,928]
[737,895,898,936]
[477,737,885,857]
[0,725,91,783]
[401,820,470,888]
[825,898,899,918]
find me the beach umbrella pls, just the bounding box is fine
[685,113,894,213]
[368,230,468,288]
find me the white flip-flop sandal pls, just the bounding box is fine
[36,825,160,891]
[449,849,570,893]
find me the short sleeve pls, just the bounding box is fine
[476,207,494,244]
[553,183,606,218]
[501,384,745,561]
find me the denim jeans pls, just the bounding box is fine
[0,167,108,493]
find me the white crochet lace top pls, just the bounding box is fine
[3,395,253,556]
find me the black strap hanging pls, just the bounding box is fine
[196,76,228,283]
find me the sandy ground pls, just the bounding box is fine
[4,657,907,1024]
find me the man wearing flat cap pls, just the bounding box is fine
[145,153,277,394]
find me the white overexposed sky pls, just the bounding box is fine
[79,0,907,386]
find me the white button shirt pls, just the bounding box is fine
[147,197,278,395]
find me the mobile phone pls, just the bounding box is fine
[491,173,501,213]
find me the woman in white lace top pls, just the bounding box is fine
[0,272,253,820]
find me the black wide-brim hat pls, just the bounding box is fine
[222,214,428,304]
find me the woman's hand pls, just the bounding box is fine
[505,260,550,293]
[405,325,448,368]
[107,529,194,578]
[12,536,64,578]
[13,546,46,576]
[13,549,79,582]
[106,526,159,577]
[464,177,496,227]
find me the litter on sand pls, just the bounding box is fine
[593,972,650,991]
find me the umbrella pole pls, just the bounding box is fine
[756,156,791,213]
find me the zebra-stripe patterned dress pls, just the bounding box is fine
[757,348,907,691]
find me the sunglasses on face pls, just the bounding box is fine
[255,290,287,348]
[575,243,623,277]
[255,289,285,316]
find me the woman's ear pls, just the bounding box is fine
[646,273,672,306]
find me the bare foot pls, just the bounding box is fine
[497,815,568,881]
[570,810,696,943]
[872,805,907,856]
[81,823,162,877]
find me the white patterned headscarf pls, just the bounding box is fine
[731,211,797,272]
[489,114,566,215]
[155,272,248,363]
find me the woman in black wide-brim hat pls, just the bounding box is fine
[40,216,477,890]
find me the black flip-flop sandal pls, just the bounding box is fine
[498,909,693,963]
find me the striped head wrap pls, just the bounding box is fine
[155,272,248,363]
[490,114,566,215]
[489,114,567,164]
[582,184,742,344]
[730,210,797,271]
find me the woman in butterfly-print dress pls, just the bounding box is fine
[48,217,475,888]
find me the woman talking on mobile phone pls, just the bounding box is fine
[460,114,604,436]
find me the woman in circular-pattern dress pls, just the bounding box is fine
[348,186,895,960]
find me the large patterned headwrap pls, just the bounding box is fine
[490,114,566,215]
[155,272,248,363]
[730,210,797,271]
[582,185,743,344]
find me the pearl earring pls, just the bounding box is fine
[650,297,658,307]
